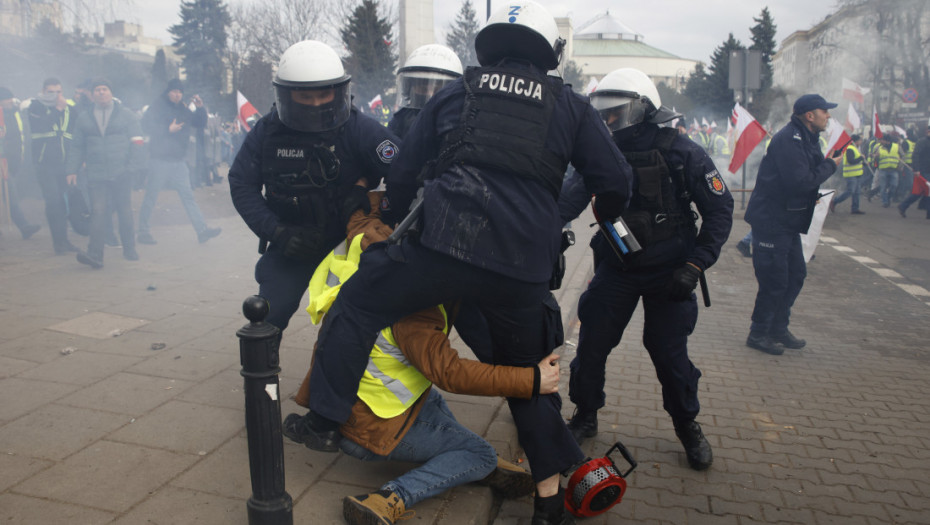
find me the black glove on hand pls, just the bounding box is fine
[593,191,626,221]
[668,263,702,301]
[275,226,325,262]
[339,184,372,225]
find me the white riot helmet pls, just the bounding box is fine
[396,44,463,110]
[475,0,565,70]
[273,40,351,133]
[590,68,681,132]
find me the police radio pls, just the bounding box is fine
[592,206,642,267]
[565,441,637,518]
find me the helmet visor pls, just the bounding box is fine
[275,83,351,133]
[591,94,647,132]
[396,72,457,109]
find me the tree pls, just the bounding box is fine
[748,7,778,122]
[150,48,168,100]
[687,34,745,120]
[228,0,344,63]
[559,60,585,93]
[445,0,480,67]
[169,0,230,108]
[341,0,396,107]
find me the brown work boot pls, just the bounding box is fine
[343,490,414,525]
[478,456,536,499]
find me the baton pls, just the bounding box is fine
[698,272,710,307]
[386,197,423,244]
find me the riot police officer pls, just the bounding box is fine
[387,44,462,141]
[565,69,733,471]
[228,40,400,330]
[291,3,632,524]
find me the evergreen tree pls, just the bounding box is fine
[706,34,746,118]
[169,0,230,107]
[445,0,480,67]
[559,59,585,93]
[749,7,777,90]
[341,0,396,108]
[150,48,168,100]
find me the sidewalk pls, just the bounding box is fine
[1,178,929,524]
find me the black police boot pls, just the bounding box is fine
[197,227,222,244]
[282,412,340,452]
[736,240,752,258]
[76,251,104,269]
[746,332,784,355]
[772,329,806,349]
[674,419,713,471]
[20,224,41,240]
[567,409,598,445]
[531,486,575,525]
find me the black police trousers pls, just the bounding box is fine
[569,261,702,424]
[308,238,584,481]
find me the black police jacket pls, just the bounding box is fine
[386,59,632,283]
[228,106,399,246]
[745,115,836,235]
[561,123,733,271]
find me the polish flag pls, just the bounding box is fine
[872,106,883,139]
[701,117,710,128]
[237,91,260,132]
[584,77,598,94]
[710,120,718,129]
[368,94,383,110]
[691,118,700,131]
[728,103,767,174]
[824,118,852,158]
[846,104,861,131]
[842,78,870,104]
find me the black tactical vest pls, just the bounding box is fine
[439,65,566,199]
[261,133,341,226]
[620,128,696,247]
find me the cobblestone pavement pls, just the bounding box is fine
[1,175,928,524]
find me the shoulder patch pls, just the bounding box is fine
[792,132,802,141]
[705,169,726,196]
[376,140,397,164]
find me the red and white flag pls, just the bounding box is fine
[237,91,260,132]
[846,104,861,131]
[872,106,883,139]
[691,118,700,131]
[584,77,599,95]
[824,117,852,158]
[710,120,718,129]
[728,103,767,174]
[894,124,907,137]
[701,117,710,128]
[368,94,383,110]
[842,78,870,104]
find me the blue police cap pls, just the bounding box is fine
[793,94,837,115]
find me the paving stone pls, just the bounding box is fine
[0,453,51,492]
[0,493,115,525]
[14,440,197,513]
[108,486,246,525]
[108,399,242,455]
[61,372,194,415]
[0,403,128,460]
[46,311,150,339]
[15,350,142,386]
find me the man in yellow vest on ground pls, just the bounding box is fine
[288,192,561,525]
[829,134,866,214]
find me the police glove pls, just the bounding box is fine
[668,262,702,301]
[339,184,372,226]
[274,226,325,262]
[593,191,626,221]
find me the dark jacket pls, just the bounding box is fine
[294,196,536,455]
[65,101,145,182]
[27,100,75,166]
[745,115,836,235]
[1,107,25,173]
[142,90,206,161]
[387,59,632,283]
[914,135,930,174]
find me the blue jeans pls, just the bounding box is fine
[877,169,899,206]
[137,159,208,235]
[740,231,752,244]
[339,390,497,507]
[750,231,806,336]
[833,176,862,211]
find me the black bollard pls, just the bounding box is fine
[237,295,293,525]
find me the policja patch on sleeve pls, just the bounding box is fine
[705,169,726,196]
[377,140,398,164]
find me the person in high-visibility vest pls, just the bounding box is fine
[0,86,42,239]
[875,134,902,207]
[287,192,559,524]
[830,134,866,214]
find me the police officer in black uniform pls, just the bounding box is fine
[564,68,733,471]
[387,44,462,141]
[228,40,399,331]
[289,3,632,524]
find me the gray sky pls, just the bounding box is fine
[131,0,840,63]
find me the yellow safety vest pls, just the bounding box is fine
[30,105,73,162]
[903,140,915,165]
[714,134,730,156]
[842,144,863,178]
[877,143,900,170]
[306,233,441,419]
[819,135,828,154]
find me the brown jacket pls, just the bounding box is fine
[295,192,536,455]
